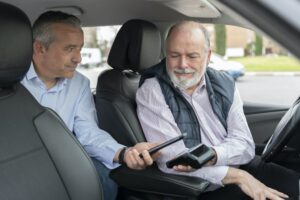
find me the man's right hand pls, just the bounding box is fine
[223,167,288,200]
[115,142,160,170]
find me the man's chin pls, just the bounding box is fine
[168,70,201,90]
[173,77,202,91]
[64,72,75,79]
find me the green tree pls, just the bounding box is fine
[214,24,226,56]
[255,34,263,56]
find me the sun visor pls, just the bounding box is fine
[146,0,221,18]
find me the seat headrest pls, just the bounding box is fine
[108,19,161,72]
[0,2,32,87]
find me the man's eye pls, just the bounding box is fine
[170,54,179,58]
[66,47,75,52]
[188,54,199,59]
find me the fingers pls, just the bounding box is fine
[135,142,161,161]
[250,187,286,200]
[267,187,289,199]
[124,147,156,170]
[254,186,288,200]
[124,148,145,170]
[140,149,154,165]
[124,142,163,170]
[173,165,194,172]
[237,171,288,200]
[264,187,288,200]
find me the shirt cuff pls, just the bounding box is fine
[92,143,125,169]
[213,146,228,166]
[195,165,229,186]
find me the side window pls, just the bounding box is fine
[77,26,120,90]
[80,24,300,107]
[204,24,300,106]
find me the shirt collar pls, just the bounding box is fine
[195,76,206,92]
[26,63,39,80]
[26,63,68,91]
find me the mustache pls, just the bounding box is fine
[174,68,196,74]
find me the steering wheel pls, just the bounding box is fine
[261,97,300,162]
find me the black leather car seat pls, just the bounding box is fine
[0,2,103,200]
[96,19,161,146]
[96,19,209,198]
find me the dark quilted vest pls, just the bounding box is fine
[140,59,235,148]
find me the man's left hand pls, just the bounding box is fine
[173,165,195,172]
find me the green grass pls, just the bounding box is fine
[229,56,300,71]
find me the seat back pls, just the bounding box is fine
[96,19,161,146]
[0,3,102,200]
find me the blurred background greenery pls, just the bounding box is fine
[230,56,300,71]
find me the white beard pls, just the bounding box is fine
[167,68,202,90]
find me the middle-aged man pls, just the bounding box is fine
[136,21,300,200]
[21,11,158,200]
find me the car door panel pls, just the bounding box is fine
[244,103,300,171]
[244,103,288,144]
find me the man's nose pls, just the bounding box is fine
[179,57,188,68]
[72,50,82,64]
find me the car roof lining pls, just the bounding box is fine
[3,0,242,27]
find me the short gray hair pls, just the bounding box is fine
[33,11,82,49]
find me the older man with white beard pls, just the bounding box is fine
[136,21,300,200]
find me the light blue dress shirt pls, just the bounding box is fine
[21,64,123,169]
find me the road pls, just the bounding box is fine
[236,75,300,106]
[78,67,300,107]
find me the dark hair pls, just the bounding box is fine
[33,11,82,49]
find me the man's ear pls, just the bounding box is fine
[206,49,212,66]
[33,41,46,55]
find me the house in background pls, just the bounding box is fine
[205,24,283,58]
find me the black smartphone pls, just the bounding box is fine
[139,133,186,158]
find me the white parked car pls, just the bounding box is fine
[209,53,245,80]
[79,48,102,68]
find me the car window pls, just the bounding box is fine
[77,25,120,90]
[80,24,300,106]
[216,25,300,107]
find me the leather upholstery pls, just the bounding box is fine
[108,19,161,72]
[0,3,32,87]
[96,19,161,146]
[0,2,103,200]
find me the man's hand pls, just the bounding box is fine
[120,142,160,170]
[173,165,195,172]
[223,167,289,200]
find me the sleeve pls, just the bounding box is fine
[213,87,255,166]
[73,79,124,169]
[136,78,228,185]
